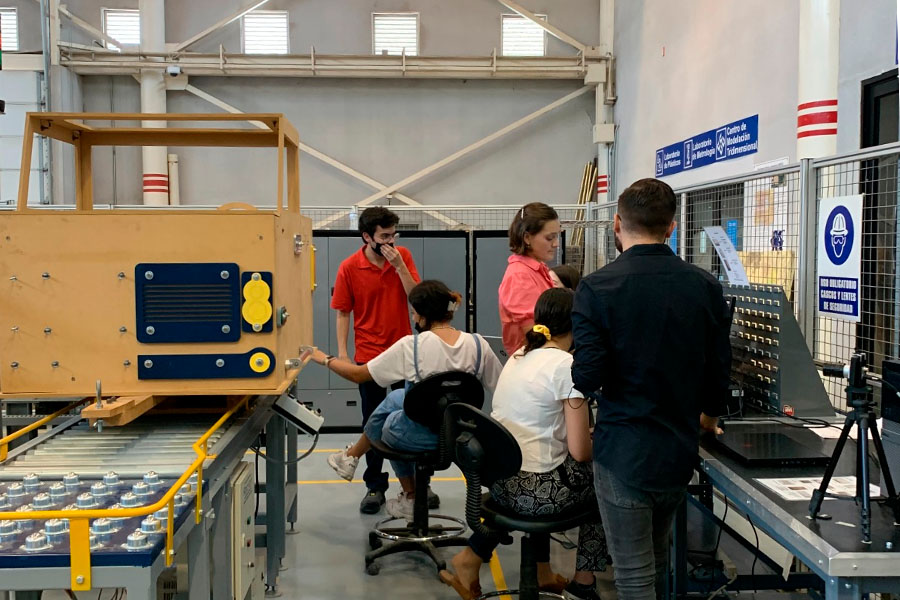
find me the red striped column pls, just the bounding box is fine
[142,172,169,206]
[797,100,837,140]
[596,174,609,197]
[797,0,839,158]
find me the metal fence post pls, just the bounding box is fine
[679,193,687,260]
[584,201,597,274]
[796,158,817,352]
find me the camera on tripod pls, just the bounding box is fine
[809,352,900,542]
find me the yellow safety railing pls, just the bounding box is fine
[0,394,252,591]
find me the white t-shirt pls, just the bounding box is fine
[366,331,502,393]
[491,347,584,473]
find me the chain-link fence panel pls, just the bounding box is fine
[814,153,899,410]
[302,203,612,275]
[678,169,802,316]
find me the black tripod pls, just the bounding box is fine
[808,353,900,542]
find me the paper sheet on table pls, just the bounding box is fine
[756,475,881,502]
[809,418,882,440]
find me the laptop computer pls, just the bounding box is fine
[715,428,831,467]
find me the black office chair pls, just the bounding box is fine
[445,403,600,600]
[365,371,484,576]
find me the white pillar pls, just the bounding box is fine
[596,0,614,203]
[167,153,180,206]
[139,0,169,206]
[797,0,840,159]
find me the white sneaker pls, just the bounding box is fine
[327,447,359,482]
[386,491,415,521]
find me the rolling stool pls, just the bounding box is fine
[445,403,601,600]
[365,371,485,576]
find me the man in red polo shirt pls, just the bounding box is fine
[331,207,421,514]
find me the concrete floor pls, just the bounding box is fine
[33,433,813,599]
[278,432,618,600]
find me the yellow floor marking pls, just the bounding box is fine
[244,448,342,456]
[489,551,513,600]
[297,476,464,484]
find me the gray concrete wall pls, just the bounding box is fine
[11,0,599,208]
[81,76,595,207]
[613,0,897,191]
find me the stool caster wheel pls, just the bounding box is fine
[369,532,383,550]
[366,561,380,576]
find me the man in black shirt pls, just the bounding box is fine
[571,178,731,600]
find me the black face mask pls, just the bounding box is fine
[372,241,394,256]
[414,322,426,333]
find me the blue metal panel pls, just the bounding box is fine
[240,271,274,333]
[135,263,241,344]
[137,347,275,380]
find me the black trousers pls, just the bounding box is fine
[358,376,404,493]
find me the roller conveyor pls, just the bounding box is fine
[0,417,225,479]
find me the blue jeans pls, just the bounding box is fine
[363,388,437,478]
[594,463,684,600]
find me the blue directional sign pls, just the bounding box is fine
[655,115,759,177]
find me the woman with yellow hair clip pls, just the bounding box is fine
[442,288,608,600]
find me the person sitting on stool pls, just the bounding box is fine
[442,288,608,600]
[311,280,502,520]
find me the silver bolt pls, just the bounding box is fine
[51,361,59,368]
[144,271,154,280]
[852,564,858,570]
[252,323,262,332]
[845,583,851,590]
[215,359,225,368]
[251,273,261,281]
[255,358,265,367]
[144,360,153,369]
[119,326,127,333]
[10,362,18,369]
[887,541,894,550]
[221,325,231,334]
[746,500,751,505]
[41,272,50,279]
[43,327,51,334]
[220,271,230,280]
[145,326,155,335]
[9,276,16,281]
[123,360,131,367]
[117,272,125,279]
[76,575,84,584]
[10,326,18,333]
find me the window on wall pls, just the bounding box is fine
[372,13,418,56]
[242,10,289,55]
[102,8,140,50]
[0,7,19,51]
[501,13,547,56]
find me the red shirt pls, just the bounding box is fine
[498,254,554,356]
[331,245,420,363]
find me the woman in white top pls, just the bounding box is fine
[442,288,607,600]
[310,280,502,520]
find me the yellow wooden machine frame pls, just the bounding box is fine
[0,113,314,401]
[0,114,315,591]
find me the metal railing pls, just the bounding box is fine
[0,395,252,591]
[663,142,900,410]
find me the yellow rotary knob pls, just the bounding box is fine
[249,352,271,373]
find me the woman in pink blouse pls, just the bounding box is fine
[498,203,561,356]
